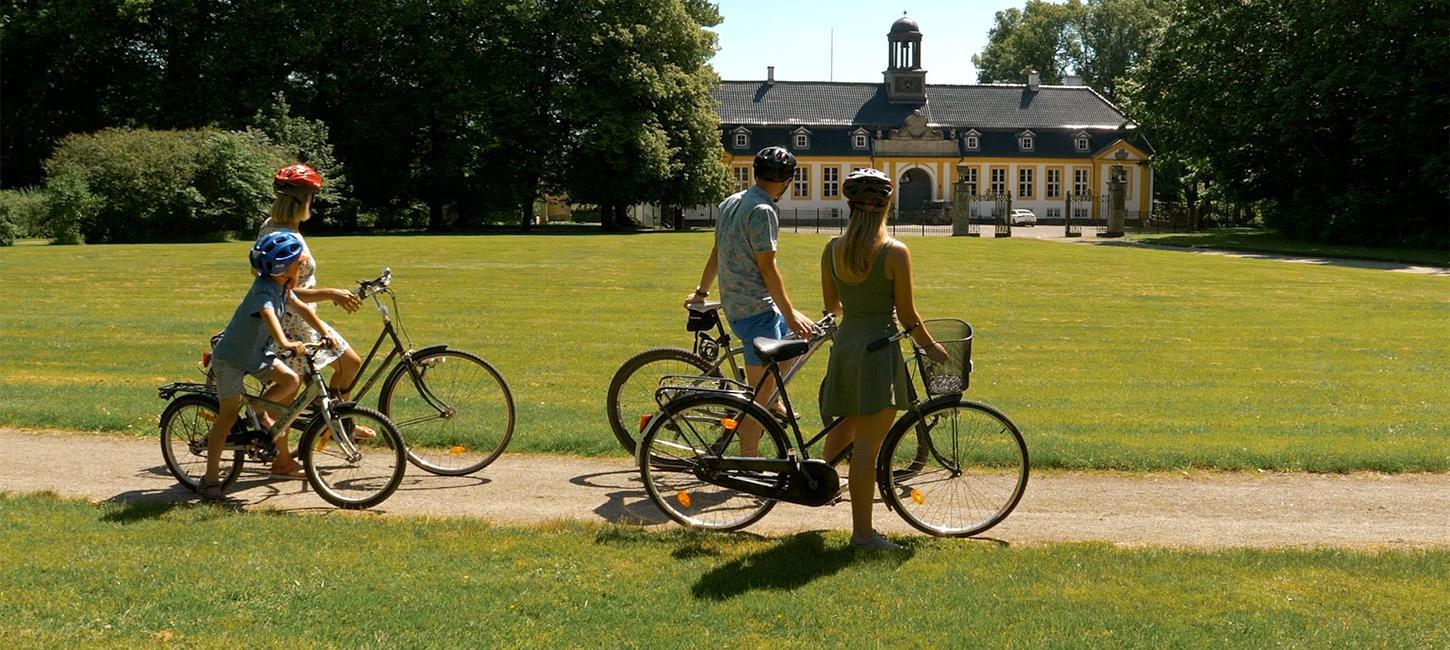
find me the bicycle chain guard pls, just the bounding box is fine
[697,457,840,507]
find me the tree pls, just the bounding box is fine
[972,2,1083,85]
[1124,0,1449,247]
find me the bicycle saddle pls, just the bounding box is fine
[752,337,809,364]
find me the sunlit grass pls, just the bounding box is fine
[1,231,1446,470]
[1,493,1444,647]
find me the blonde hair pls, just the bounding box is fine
[267,194,311,228]
[837,205,890,276]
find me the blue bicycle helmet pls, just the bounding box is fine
[250,231,305,277]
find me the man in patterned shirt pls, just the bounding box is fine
[685,146,818,454]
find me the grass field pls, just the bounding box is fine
[1,231,1446,471]
[2,493,1445,647]
[1130,228,1450,267]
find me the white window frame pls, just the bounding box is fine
[792,166,810,199]
[990,168,1006,195]
[822,166,840,198]
[1018,168,1034,198]
[1073,168,1090,196]
[963,129,980,151]
[1046,168,1062,198]
[1019,131,1035,152]
[960,167,978,196]
[733,165,752,192]
[851,128,870,150]
[732,127,751,150]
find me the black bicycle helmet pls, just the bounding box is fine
[842,168,894,211]
[752,146,797,183]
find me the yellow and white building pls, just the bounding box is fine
[702,15,1153,223]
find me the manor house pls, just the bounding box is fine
[702,15,1153,223]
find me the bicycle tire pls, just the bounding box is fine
[298,404,406,510]
[637,393,790,531]
[606,347,717,456]
[877,397,1029,537]
[378,348,515,476]
[158,393,243,492]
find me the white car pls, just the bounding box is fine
[1009,208,1037,226]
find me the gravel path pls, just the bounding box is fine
[3,427,1446,549]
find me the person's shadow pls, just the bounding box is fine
[690,532,914,600]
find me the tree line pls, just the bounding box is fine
[2,0,731,233]
[973,0,1447,248]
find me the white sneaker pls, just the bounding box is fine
[849,532,902,551]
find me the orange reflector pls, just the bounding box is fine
[638,414,652,432]
[720,418,738,430]
[910,488,925,505]
[449,445,467,455]
[676,491,692,508]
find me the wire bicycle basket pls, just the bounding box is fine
[914,318,972,396]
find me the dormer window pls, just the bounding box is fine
[963,129,980,151]
[1074,131,1090,152]
[792,127,811,150]
[1018,130,1035,152]
[731,126,751,150]
[851,128,870,150]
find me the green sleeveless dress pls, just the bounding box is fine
[819,239,911,418]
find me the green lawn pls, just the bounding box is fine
[1,494,1444,647]
[1,232,1447,471]
[1130,227,1450,267]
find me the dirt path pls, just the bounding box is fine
[3,427,1446,549]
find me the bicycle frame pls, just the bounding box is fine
[691,308,746,383]
[328,283,455,423]
[241,356,364,462]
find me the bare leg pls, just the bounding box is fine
[736,364,772,456]
[204,396,243,488]
[822,418,854,468]
[329,347,361,399]
[847,408,897,542]
[259,366,301,473]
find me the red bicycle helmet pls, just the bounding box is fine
[273,164,324,198]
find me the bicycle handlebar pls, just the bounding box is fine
[355,267,393,298]
[866,322,919,352]
[277,340,336,361]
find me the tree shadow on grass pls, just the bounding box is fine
[690,532,914,600]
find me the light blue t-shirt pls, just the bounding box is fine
[715,185,778,322]
[212,276,289,374]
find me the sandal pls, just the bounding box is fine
[268,462,307,481]
[198,478,225,503]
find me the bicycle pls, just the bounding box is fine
[606,301,747,456]
[329,268,515,476]
[158,343,407,510]
[636,317,1029,537]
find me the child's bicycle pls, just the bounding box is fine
[635,318,1029,537]
[157,343,407,510]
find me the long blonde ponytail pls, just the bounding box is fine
[838,205,889,276]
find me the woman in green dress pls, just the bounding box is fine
[819,168,948,551]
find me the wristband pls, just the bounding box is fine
[692,288,709,297]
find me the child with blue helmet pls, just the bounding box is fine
[198,231,337,501]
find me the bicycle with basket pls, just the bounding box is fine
[635,316,1029,537]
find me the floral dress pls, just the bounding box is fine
[258,220,349,376]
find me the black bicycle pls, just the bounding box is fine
[636,317,1029,537]
[606,301,747,456]
[337,268,515,476]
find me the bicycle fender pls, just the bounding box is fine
[409,344,450,358]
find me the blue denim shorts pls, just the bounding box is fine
[729,309,790,367]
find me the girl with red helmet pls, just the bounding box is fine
[259,164,373,442]
[818,168,949,550]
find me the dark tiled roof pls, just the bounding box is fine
[714,80,1130,130]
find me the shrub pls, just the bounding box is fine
[249,94,359,230]
[0,187,50,239]
[42,128,286,244]
[0,213,15,246]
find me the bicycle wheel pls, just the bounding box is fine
[606,347,716,456]
[637,393,789,531]
[877,397,1028,537]
[158,394,242,491]
[299,405,406,510]
[378,349,514,476]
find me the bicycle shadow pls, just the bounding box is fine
[570,469,671,525]
[690,531,914,600]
